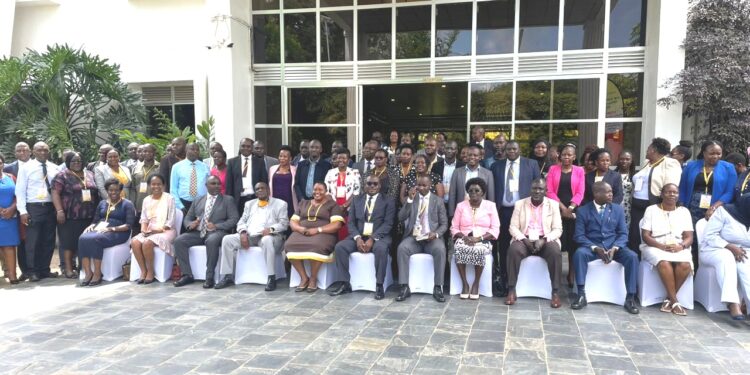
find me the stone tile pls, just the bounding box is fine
[241,354,291,370]
[589,355,637,372]
[194,357,244,374]
[547,345,588,361]
[414,355,461,372]
[547,359,594,374]
[465,339,504,353]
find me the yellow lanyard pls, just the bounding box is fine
[374,167,386,177]
[105,199,120,222]
[418,196,428,218]
[471,206,478,227]
[702,166,714,194]
[649,156,666,168]
[307,201,323,221]
[365,195,375,222]
[741,173,750,193]
[142,163,156,179]
[70,170,87,188]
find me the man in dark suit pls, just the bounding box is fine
[225,137,268,212]
[294,139,332,202]
[173,176,240,288]
[158,137,186,192]
[330,175,396,300]
[572,181,640,314]
[483,135,508,169]
[491,140,541,296]
[86,143,113,173]
[291,139,310,166]
[448,144,494,217]
[253,141,279,174]
[353,140,378,175]
[469,126,494,160]
[395,175,449,303]
[3,142,31,279]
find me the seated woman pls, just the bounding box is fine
[701,193,750,320]
[130,174,177,284]
[400,154,444,205]
[450,178,500,300]
[640,183,694,316]
[78,178,136,286]
[285,182,344,293]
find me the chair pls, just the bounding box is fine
[584,259,627,305]
[289,258,335,290]
[448,254,493,297]
[349,253,394,292]
[693,219,729,312]
[186,246,220,282]
[514,256,552,300]
[129,210,183,283]
[235,246,287,285]
[79,238,132,282]
[408,253,435,294]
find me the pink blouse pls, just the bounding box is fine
[210,167,227,195]
[546,164,586,205]
[450,199,500,238]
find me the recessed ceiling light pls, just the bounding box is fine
[390,98,395,102]
[419,113,423,116]
[406,106,411,110]
[441,84,446,88]
[460,105,465,108]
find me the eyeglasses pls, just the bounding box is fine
[467,188,483,193]
[366,182,380,186]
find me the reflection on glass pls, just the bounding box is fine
[289,127,350,156]
[553,79,599,120]
[397,6,431,59]
[605,122,641,163]
[477,0,515,55]
[146,105,173,136]
[514,123,584,155]
[320,0,352,6]
[252,0,279,10]
[255,128,283,159]
[321,11,354,62]
[606,73,643,118]
[515,81,552,120]
[290,87,354,124]
[359,9,391,60]
[253,15,280,63]
[285,13,316,63]
[284,0,315,9]
[563,0,605,50]
[610,0,645,48]
[476,125,513,146]
[519,0,560,53]
[436,3,472,57]
[174,104,195,131]
[254,86,282,124]
[471,82,512,122]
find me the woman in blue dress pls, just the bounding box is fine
[0,153,20,284]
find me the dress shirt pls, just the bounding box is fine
[170,159,209,209]
[442,160,457,203]
[364,193,378,216]
[241,156,254,197]
[526,202,545,237]
[15,160,59,215]
[123,159,138,170]
[503,159,521,207]
[632,165,651,200]
[245,200,273,235]
[409,192,431,234]
[465,166,479,181]
[306,158,319,197]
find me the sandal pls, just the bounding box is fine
[295,279,309,292]
[307,279,318,293]
[671,302,687,316]
[659,299,673,313]
[64,270,78,279]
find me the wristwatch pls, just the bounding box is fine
[317,227,322,233]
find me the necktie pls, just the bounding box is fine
[41,162,51,192]
[505,160,515,202]
[200,195,216,238]
[366,161,371,172]
[243,157,249,177]
[306,162,316,198]
[599,204,606,218]
[420,197,429,235]
[189,162,198,197]
[366,195,373,221]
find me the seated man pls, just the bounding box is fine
[572,181,639,314]
[173,176,239,288]
[395,175,449,303]
[329,176,396,300]
[506,178,563,308]
[215,182,289,291]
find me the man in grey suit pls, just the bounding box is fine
[253,141,279,174]
[173,176,240,288]
[396,175,449,303]
[353,140,378,175]
[216,182,289,291]
[448,144,495,217]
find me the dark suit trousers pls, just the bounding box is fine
[507,240,562,291]
[334,238,391,284]
[573,246,639,294]
[174,230,227,278]
[397,236,446,285]
[25,203,57,275]
[496,206,515,279]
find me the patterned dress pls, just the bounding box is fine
[132,193,178,255]
[620,173,633,227]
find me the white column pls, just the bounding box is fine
[0,0,16,58]
[642,0,688,156]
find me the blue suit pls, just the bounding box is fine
[294,158,332,202]
[679,159,737,207]
[573,202,638,294]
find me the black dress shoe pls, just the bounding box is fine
[173,275,194,287]
[18,273,29,282]
[214,276,234,289]
[29,273,41,282]
[328,282,352,296]
[395,285,411,302]
[624,299,640,314]
[433,286,446,303]
[203,279,215,289]
[41,271,59,279]
[571,294,587,310]
[89,276,103,287]
[374,284,385,300]
[265,276,277,292]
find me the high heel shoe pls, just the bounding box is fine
[89,276,103,287]
[9,279,19,285]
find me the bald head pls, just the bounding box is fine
[14,142,31,162]
[592,181,613,205]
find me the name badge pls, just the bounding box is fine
[699,194,712,209]
[508,179,519,193]
[81,189,92,202]
[139,182,148,193]
[472,227,485,238]
[336,186,346,199]
[36,188,48,200]
[94,221,109,231]
[444,184,450,195]
[363,222,374,237]
[242,177,253,190]
[528,230,540,241]
[413,224,422,238]
[594,176,604,183]
[634,178,645,192]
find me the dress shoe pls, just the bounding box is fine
[374,284,385,300]
[173,275,194,287]
[214,275,234,289]
[328,281,352,296]
[624,299,640,314]
[89,276,103,287]
[571,294,587,310]
[265,276,277,292]
[433,286,446,303]
[18,273,29,282]
[203,279,216,289]
[41,271,59,279]
[505,290,517,305]
[29,273,41,282]
[395,285,411,302]
[550,293,562,308]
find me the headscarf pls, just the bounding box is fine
[724,193,750,229]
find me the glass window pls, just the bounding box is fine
[605,122,641,162]
[253,15,280,64]
[435,3,472,57]
[145,105,173,136]
[284,0,315,9]
[289,87,355,124]
[396,6,431,59]
[285,13,317,63]
[476,0,515,55]
[475,125,513,145]
[255,128,283,159]
[320,11,354,62]
[563,0,605,50]
[606,73,643,118]
[470,82,513,122]
[515,80,552,121]
[321,0,352,6]
[514,123,585,155]
[610,0,645,48]
[174,104,195,131]
[553,79,599,120]
[254,86,282,124]
[358,0,390,4]
[358,9,392,61]
[252,0,279,10]
[519,0,560,53]
[289,126,351,156]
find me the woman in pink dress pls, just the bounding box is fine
[210,149,228,195]
[130,174,177,284]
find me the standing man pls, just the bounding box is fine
[170,143,210,212]
[294,139,332,202]
[216,182,288,291]
[226,138,268,212]
[292,139,310,166]
[354,140,378,175]
[491,140,540,296]
[469,126,494,160]
[129,144,160,224]
[422,135,442,174]
[253,141,279,174]
[448,144,494,217]
[4,141,32,279]
[87,144,113,172]
[326,140,344,163]
[123,142,140,170]
[173,176,239,288]
[203,142,224,169]
[329,176,396,300]
[371,131,385,148]
[159,137,186,192]
[433,141,464,209]
[16,142,60,281]
[483,135,507,169]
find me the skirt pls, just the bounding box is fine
[641,245,694,271]
[454,238,492,266]
[132,229,178,256]
[58,219,91,251]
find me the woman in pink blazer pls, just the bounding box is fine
[269,146,297,218]
[546,143,585,287]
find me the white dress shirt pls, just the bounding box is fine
[16,160,59,214]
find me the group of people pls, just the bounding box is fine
[1,129,749,319]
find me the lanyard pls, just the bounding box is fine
[742,173,750,193]
[142,163,156,178]
[374,167,386,177]
[659,204,678,240]
[337,171,346,186]
[365,196,375,221]
[649,156,666,168]
[105,199,120,222]
[471,206,478,227]
[69,170,87,187]
[401,163,412,177]
[307,201,323,221]
[702,166,714,194]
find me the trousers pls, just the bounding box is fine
[506,240,562,291]
[24,203,56,274]
[397,236,446,285]
[573,246,639,294]
[700,249,750,305]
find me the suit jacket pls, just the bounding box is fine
[470,138,495,159]
[432,159,465,185]
[648,157,682,201]
[508,197,563,245]
[583,169,624,205]
[225,155,268,203]
[94,164,132,200]
[294,158,332,202]
[679,159,737,207]
[158,155,180,191]
[183,193,240,233]
[546,164,586,206]
[3,160,20,177]
[491,157,541,207]
[259,155,279,174]
[448,166,495,216]
[236,197,288,234]
[574,201,629,250]
[347,193,396,242]
[353,158,376,176]
[399,193,449,238]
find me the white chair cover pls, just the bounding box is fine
[514,255,552,300]
[349,252,394,292]
[408,253,435,294]
[235,246,287,285]
[448,254,493,297]
[585,259,627,306]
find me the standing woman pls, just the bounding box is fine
[386,130,400,165]
[0,154,19,284]
[400,154,444,205]
[582,148,623,206]
[670,140,693,168]
[530,139,551,176]
[210,149,228,195]
[324,148,360,240]
[269,145,297,218]
[52,152,99,278]
[546,144,585,287]
[130,174,177,284]
[362,149,400,200]
[78,178,136,286]
[129,143,159,235]
[617,150,636,227]
[393,144,415,188]
[94,150,132,201]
